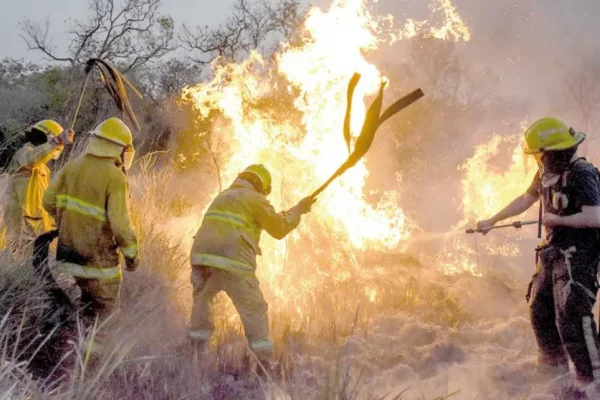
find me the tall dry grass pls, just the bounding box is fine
[0,154,473,399]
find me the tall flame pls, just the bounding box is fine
[432,131,537,276]
[180,0,471,322]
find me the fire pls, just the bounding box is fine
[179,0,471,323]
[434,131,537,275]
[428,0,472,41]
[459,134,535,229]
[391,0,471,42]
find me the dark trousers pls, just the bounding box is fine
[76,278,121,322]
[530,245,600,383]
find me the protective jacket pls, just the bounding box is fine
[527,158,600,250]
[4,142,59,244]
[43,154,139,281]
[191,178,302,276]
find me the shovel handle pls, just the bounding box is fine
[69,70,92,131]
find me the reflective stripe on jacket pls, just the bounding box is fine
[191,178,303,275]
[56,261,122,280]
[43,154,139,278]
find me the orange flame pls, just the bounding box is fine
[179,0,472,321]
[390,0,471,42]
[432,129,537,276]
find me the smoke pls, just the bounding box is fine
[346,0,600,280]
[161,0,600,311]
[157,1,600,396]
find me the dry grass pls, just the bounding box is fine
[0,158,482,399]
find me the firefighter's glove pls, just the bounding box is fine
[52,129,75,145]
[125,255,141,272]
[296,196,316,215]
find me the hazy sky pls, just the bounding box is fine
[0,0,239,60]
[2,0,599,62]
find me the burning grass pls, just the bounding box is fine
[0,160,581,399]
[0,158,488,399]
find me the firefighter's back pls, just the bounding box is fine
[55,155,126,270]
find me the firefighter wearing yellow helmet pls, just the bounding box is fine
[189,164,315,366]
[43,117,139,356]
[3,119,73,251]
[478,118,600,387]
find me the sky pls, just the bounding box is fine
[0,0,240,61]
[2,0,599,63]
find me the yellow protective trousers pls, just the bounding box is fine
[189,266,273,358]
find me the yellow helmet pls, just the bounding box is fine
[524,117,585,154]
[32,120,63,136]
[243,164,272,195]
[90,117,133,148]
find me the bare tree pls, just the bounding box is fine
[181,0,302,64]
[21,0,176,72]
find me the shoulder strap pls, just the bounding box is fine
[561,157,587,187]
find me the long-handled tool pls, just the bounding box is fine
[465,219,538,234]
[69,58,142,131]
[310,74,424,199]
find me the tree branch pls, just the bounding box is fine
[21,0,175,70]
[20,19,75,64]
[181,0,302,65]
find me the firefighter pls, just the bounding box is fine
[43,117,139,355]
[4,120,72,251]
[478,118,600,387]
[189,164,315,365]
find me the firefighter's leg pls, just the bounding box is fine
[224,273,273,363]
[554,248,600,384]
[530,247,569,373]
[189,266,220,349]
[76,277,121,359]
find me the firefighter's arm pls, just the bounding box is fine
[42,165,66,219]
[255,196,314,239]
[107,173,140,270]
[16,142,59,168]
[478,173,540,234]
[477,193,538,234]
[490,193,539,224]
[255,198,302,240]
[543,207,600,229]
